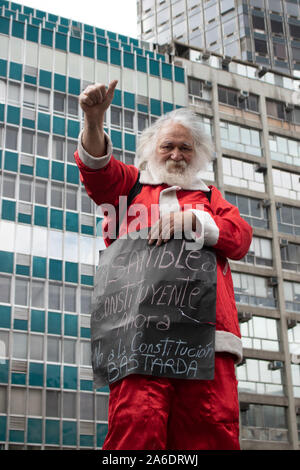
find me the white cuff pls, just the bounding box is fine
[77,129,113,170]
[189,209,219,247]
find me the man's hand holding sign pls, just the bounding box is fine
[74,80,253,450]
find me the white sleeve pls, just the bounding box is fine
[77,129,113,169]
[188,209,220,247]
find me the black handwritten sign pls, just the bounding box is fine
[90,229,217,388]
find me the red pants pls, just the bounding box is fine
[102,353,240,450]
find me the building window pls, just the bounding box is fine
[237,358,284,395]
[23,85,36,108]
[81,287,92,314]
[277,204,300,236]
[51,183,64,208]
[222,157,265,192]
[46,390,61,417]
[284,281,300,313]
[273,42,286,59]
[47,337,62,363]
[110,106,122,128]
[288,322,300,398]
[15,278,29,306]
[5,126,18,150]
[269,134,300,166]
[12,332,27,359]
[2,173,16,198]
[0,275,11,303]
[220,121,262,156]
[38,89,50,111]
[219,86,259,112]
[254,38,268,55]
[138,113,149,132]
[252,14,266,31]
[281,242,300,273]
[52,136,65,161]
[21,129,34,154]
[240,316,279,351]
[67,95,78,117]
[124,110,134,130]
[226,193,269,229]
[19,176,32,202]
[266,99,294,122]
[8,81,20,104]
[240,404,288,442]
[64,285,77,312]
[239,236,273,267]
[53,92,66,114]
[37,133,49,157]
[66,186,77,211]
[271,19,283,34]
[272,168,300,200]
[232,272,277,308]
[48,283,62,310]
[35,180,48,206]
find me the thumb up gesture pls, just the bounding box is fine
[79,80,118,126]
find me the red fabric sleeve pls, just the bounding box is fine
[211,187,253,261]
[74,151,139,207]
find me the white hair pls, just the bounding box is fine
[134,108,214,173]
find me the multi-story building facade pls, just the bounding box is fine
[0,0,300,451]
[137,0,300,76]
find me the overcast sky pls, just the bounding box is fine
[15,0,138,38]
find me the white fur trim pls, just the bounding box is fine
[189,209,219,246]
[215,331,243,364]
[159,186,181,216]
[78,129,112,169]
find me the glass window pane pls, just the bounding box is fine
[13,332,27,359]
[37,133,49,157]
[28,389,42,416]
[5,126,18,150]
[21,129,34,154]
[54,92,65,113]
[19,177,32,202]
[81,288,92,314]
[46,391,61,417]
[8,82,20,104]
[31,281,44,308]
[63,392,76,418]
[38,89,50,111]
[52,136,65,161]
[48,283,62,310]
[80,392,94,420]
[15,278,29,306]
[29,334,44,361]
[35,180,48,205]
[66,187,77,211]
[67,140,77,163]
[0,276,11,303]
[64,339,76,364]
[64,286,76,312]
[10,388,26,414]
[51,183,63,208]
[47,337,61,363]
[3,173,16,198]
[23,85,36,107]
[68,96,78,116]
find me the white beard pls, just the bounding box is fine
[148,157,202,188]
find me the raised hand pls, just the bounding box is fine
[79,80,118,126]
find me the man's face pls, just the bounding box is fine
[155,122,195,176]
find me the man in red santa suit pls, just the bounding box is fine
[74,81,253,451]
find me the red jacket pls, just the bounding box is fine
[74,150,253,364]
